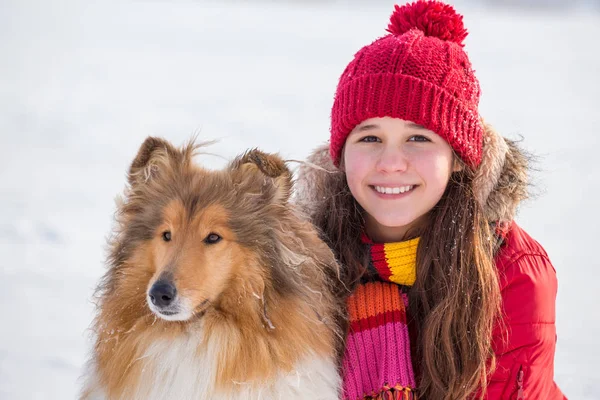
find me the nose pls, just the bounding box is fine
[376,145,409,173]
[149,281,177,308]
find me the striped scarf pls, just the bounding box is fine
[342,236,419,400]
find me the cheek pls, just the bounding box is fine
[410,148,453,193]
[425,153,454,195]
[343,148,371,186]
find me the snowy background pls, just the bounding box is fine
[1,0,599,398]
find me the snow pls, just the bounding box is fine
[1,1,598,398]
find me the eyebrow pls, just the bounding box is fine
[407,122,426,130]
[353,122,426,132]
[355,124,380,132]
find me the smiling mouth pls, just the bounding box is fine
[158,310,178,316]
[371,185,417,195]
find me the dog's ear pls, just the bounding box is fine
[128,136,179,187]
[230,149,292,203]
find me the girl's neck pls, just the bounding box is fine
[364,213,427,243]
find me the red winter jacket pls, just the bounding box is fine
[485,223,565,399]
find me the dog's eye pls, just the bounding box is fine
[162,231,172,242]
[204,233,222,244]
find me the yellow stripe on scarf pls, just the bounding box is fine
[383,238,419,286]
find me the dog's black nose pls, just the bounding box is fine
[149,281,177,308]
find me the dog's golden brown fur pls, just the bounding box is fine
[81,137,344,400]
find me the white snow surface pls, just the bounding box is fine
[1,1,598,398]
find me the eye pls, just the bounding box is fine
[162,231,172,242]
[408,135,430,142]
[204,233,222,244]
[359,135,381,143]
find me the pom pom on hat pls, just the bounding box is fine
[387,0,468,46]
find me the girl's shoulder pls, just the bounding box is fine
[497,223,550,264]
[495,222,557,296]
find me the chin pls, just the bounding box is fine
[366,210,425,239]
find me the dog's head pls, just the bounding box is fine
[112,137,293,322]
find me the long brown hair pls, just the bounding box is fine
[310,163,502,400]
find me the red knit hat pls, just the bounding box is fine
[330,0,483,168]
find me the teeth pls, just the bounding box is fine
[375,185,414,194]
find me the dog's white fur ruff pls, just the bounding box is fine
[83,326,340,400]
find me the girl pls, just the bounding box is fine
[296,1,566,399]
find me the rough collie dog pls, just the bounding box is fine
[81,137,344,400]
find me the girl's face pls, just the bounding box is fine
[343,117,459,242]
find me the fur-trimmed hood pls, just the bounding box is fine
[294,121,529,225]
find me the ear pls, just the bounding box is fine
[452,156,465,173]
[128,136,178,187]
[230,149,292,203]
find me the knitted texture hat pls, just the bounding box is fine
[330,0,483,168]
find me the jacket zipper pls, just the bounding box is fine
[515,365,524,400]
